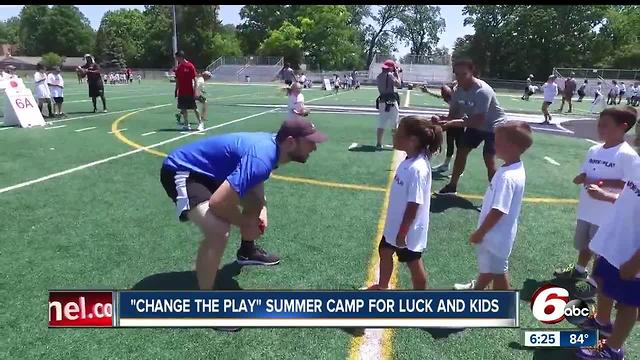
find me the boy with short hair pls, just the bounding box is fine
[47,66,65,117]
[576,106,640,360]
[34,63,53,119]
[555,106,639,281]
[454,121,533,290]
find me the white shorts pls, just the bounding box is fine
[475,246,509,274]
[377,102,399,129]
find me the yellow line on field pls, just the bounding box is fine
[347,150,399,360]
[271,175,386,193]
[454,192,578,205]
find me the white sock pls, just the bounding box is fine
[575,265,586,273]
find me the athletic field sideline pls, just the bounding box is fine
[1,79,637,359]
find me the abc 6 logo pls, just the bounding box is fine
[530,285,591,325]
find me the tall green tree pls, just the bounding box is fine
[258,21,303,67]
[40,52,62,67]
[0,17,20,44]
[19,5,94,56]
[211,24,243,60]
[18,5,50,55]
[364,6,403,67]
[141,5,173,68]
[175,5,221,68]
[236,5,298,55]
[297,5,362,70]
[95,9,146,68]
[394,5,445,57]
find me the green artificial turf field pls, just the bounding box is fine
[1,79,638,360]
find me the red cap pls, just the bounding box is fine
[276,118,328,143]
[382,60,396,70]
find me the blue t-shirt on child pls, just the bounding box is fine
[162,132,279,197]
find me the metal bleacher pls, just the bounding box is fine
[206,56,283,83]
[368,54,453,86]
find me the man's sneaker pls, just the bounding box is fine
[196,123,205,131]
[438,183,457,195]
[433,163,450,172]
[236,245,280,266]
[375,144,383,151]
[182,125,191,131]
[576,342,624,360]
[175,113,182,124]
[579,315,613,337]
[553,265,588,280]
[453,280,476,290]
[573,279,597,300]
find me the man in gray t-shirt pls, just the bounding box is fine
[374,60,401,150]
[281,63,296,85]
[437,59,507,195]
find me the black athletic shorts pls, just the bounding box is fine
[88,84,104,98]
[461,127,496,156]
[160,166,223,222]
[177,96,197,110]
[53,97,64,104]
[379,236,422,263]
[284,79,293,86]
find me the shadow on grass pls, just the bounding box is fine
[519,277,596,303]
[348,144,393,152]
[509,341,576,359]
[66,111,98,115]
[420,327,466,339]
[132,262,243,290]
[430,194,478,213]
[156,128,187,132]
[431,171,452,181]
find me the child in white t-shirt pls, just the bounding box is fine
[34,63,53,118]
[47,66,65,117]
[591,81,605,113]
[554,106,639,282]
[194,71,211,131]
[607,80,620,105]
[366,116,443,290]
[286,82,308,120]
[454,121,532,290]
[541,75,558,124]
[575,107,639,360]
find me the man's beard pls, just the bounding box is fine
[288,150,308,163]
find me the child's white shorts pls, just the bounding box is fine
[475,246,509,274]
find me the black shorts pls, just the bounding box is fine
[379,236,422,263]
[578,90,586,97]
[160,166,223,222]
[284,79,293,86]
[619,91,625,96]
[543,101,553,106]
[88,84,104,98]
[461,127,496,156]
[53,97,64,104]
[196,95,207,103]
[177,96,197,110]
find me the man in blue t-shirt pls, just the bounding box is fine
[161,118,327,291]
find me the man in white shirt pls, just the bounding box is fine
[541,75,558,124]
[47,66,65,117]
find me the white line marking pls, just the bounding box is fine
[108,128,127,134]
[74,126,96,132]
[544,156,561,166]
[529,126,573,133]
[585,139,601,145]
[44,125,67,130]
[404,89,411,107]
[358,149,403,360]
[0,92,340,195]
[0,127,14,131]
[0,109,274,194]
[141,131,156,136]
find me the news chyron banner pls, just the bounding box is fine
[49,290,519,328]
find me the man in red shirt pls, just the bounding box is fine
[174,51,203,131]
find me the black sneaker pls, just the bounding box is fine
[236,245,280,266]
[553,265,588,281]
[438,183,457,195]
